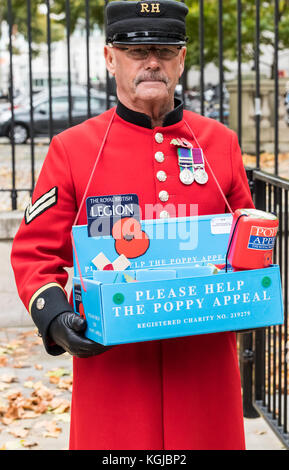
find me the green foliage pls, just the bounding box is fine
[50,0,105,33]
[0,0,64,55]
[185,0,289,73]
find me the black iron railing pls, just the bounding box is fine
[246,170,289,448]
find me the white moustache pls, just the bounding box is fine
[135,75,168,86]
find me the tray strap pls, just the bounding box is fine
[71,109,117,291]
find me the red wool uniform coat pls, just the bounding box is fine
[11,101,254,450]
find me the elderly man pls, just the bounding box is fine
[11,0,254,450]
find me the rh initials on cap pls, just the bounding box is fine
[140,2,161,13]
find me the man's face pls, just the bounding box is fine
[104,44,186,109]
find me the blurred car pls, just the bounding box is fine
[0,94,30,114]
[0,86,116,144]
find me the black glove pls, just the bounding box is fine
[48,311,112,358]
[31,285,112,357]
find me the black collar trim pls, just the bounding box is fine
[116,98,183,129]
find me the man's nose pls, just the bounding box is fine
[144,50,161,68]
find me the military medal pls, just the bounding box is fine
[177,147,194,185]
[180,168,194,185]
[170,137,196,185]
[192,148,208,185]
[194,168,209,184]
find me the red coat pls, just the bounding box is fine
[11,104,254,450]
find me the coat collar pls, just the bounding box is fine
[116,98,183,129]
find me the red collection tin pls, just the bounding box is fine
[227,208,279,270]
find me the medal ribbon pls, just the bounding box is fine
[184,119,234,216]
[177,147,193,170]
[191,148,204,167]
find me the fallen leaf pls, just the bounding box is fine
[32,382,54,401]
[2,392,25,422]
[0,357,8,367]
[21,411,41,419]
[49,398,70,414]
[49,376,60,385]
[43,420,62,438]
[57,377,73,392]
[1,418,14,426]
[20,439,38,448]
[0,374,18,384]
[8,426,29,438]
[25,376,35,381]
[0,348,9,355]
[0,398,6,415]
[23,381,35,389]
[13,362,31,369]
[46,368,72,378]
[2,342,19,353]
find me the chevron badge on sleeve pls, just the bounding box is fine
[25,186,58,224]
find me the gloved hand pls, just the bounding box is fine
[48,311,112,358]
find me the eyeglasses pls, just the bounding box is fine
[111,45,182,61]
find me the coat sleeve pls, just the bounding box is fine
[11,134,77,355]
[226,130,255,212]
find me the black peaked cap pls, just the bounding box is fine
[106,0,188,45]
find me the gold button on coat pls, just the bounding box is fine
[155,151,165,163]
[159,190,169,202]
[156,171,167,182]
[155,132,164,143]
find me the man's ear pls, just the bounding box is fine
[104,45,116,76]
[179,46,187,78]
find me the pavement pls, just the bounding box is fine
[0,327,71,450]
[0,326,287,451]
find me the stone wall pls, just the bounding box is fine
[227,78,288,154]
